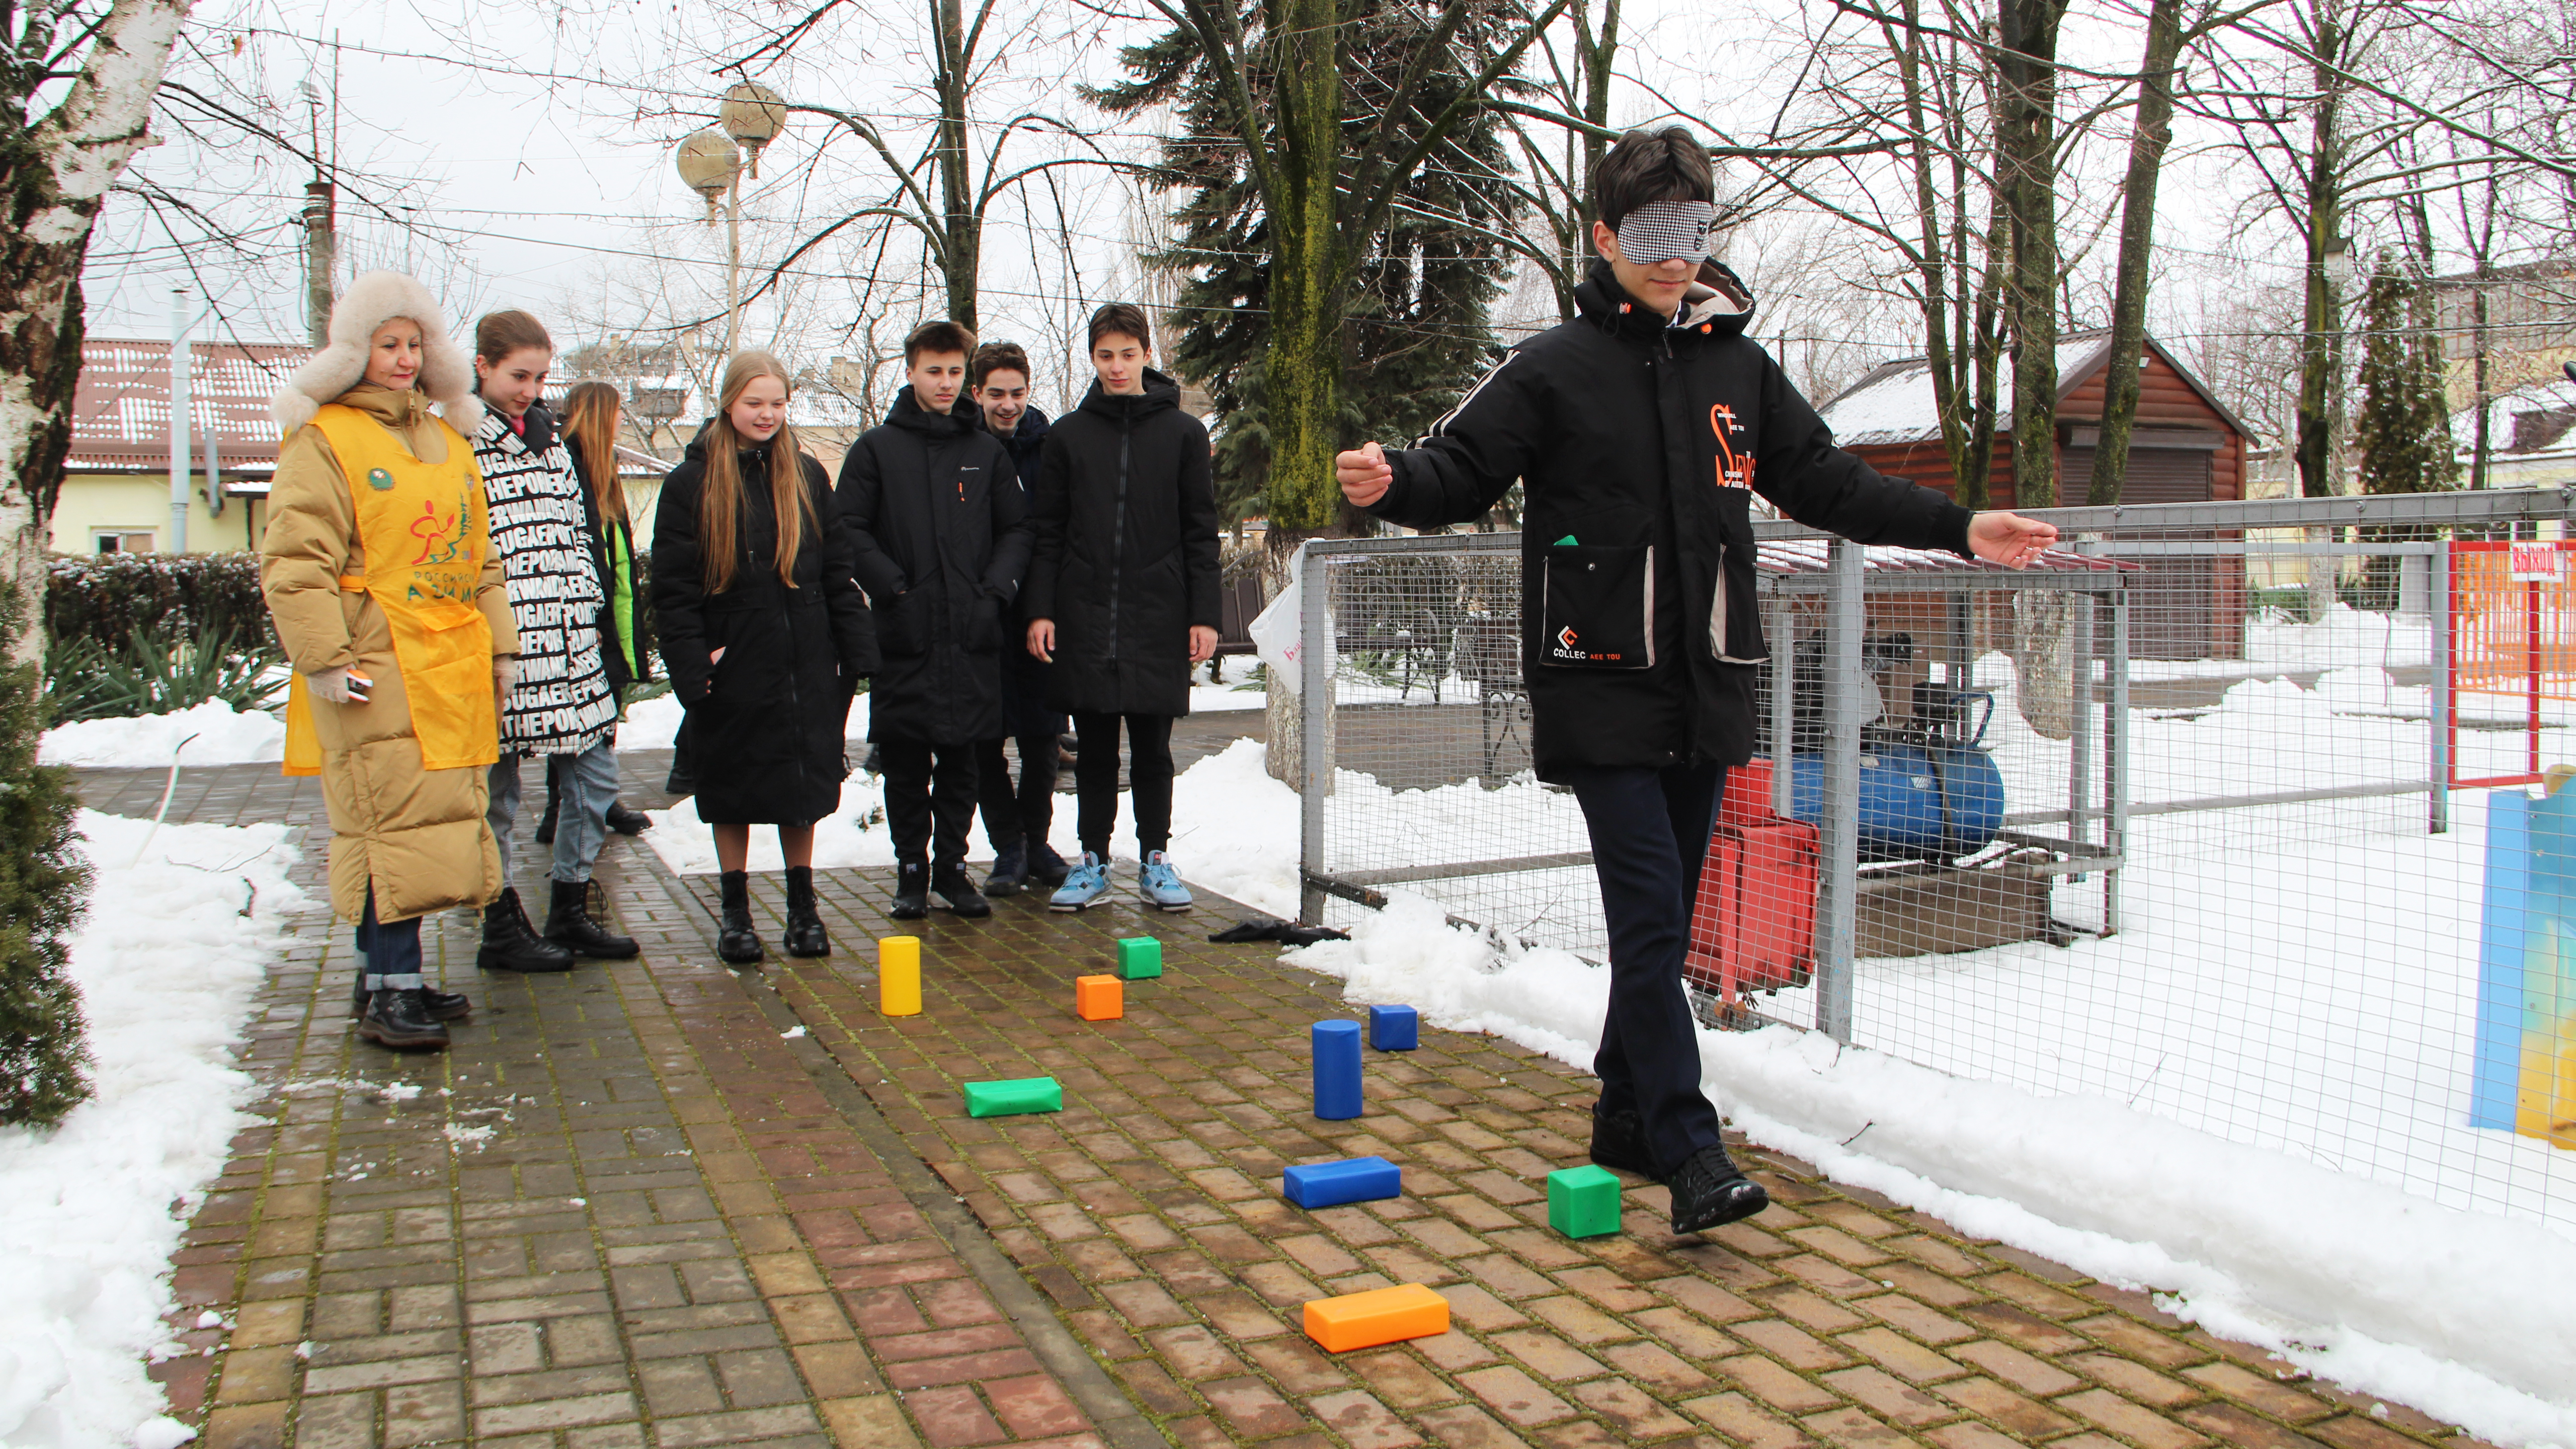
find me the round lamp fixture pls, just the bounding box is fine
[720,81,787,176]
[674,127,741,222]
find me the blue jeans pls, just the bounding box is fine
[356,886,424,991]
[1563,759,1728,1176]
[488,737,621,883]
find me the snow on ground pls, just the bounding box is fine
[1284,895,2576,1449]
[0,810,305,1449]
[38,701,285,769]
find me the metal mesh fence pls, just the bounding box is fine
[1298,491,2576,1237]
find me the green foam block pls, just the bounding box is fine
[1547,1164,1622,1238]
[1117,936,1164,979]
[964,1077,1063,1118]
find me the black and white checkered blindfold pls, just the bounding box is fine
[1615,199,1716,264]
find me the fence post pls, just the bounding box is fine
[1768,587,1794,820]
[1298,544,1330,924]
[2106,581,2129,935]
[2428,544,2451,835]
[1814,539,1862,1044]
[2067,541,2099,870]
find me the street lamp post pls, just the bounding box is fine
[673,82,786,358]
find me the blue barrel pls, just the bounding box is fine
[1779,746,2005,859]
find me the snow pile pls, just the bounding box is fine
[1285,897,2576,1449]
[0,810,305,1449]
[39,701,285,769]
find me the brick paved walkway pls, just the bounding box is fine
[76,760,2492,1449]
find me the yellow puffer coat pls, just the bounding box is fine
[261,383,519,923]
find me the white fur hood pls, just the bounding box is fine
[271,270,483,438]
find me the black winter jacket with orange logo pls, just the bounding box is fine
[1367,258,1974,776]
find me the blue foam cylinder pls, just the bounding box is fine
[1313,1019,1364,1120]
[1368,1004,1419,1051]
[1284,1156,1401,1208]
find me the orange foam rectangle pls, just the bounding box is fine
[1075,974,1123,1022]
[1302,1283,1449,1352]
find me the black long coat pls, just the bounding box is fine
[990,405,1061,742]
[1022,371,1221,717]
[837,388,1033,746]
[1368,258,1974,777]
[653,436,878,824]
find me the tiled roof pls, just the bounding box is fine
[69,337,311,472]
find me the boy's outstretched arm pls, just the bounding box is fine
[1337,354,1542,528]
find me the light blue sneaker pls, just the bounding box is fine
[1049,852,1110,912]
[1139,851,1194,911]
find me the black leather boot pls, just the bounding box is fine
[545,878,639,959]
[782,866,830,957]
[607,801,652,835]
[478,887,576,972]
[351,975,470,1021]
[932,862,991,918]
[357,988,451,1050]
[889,861,930,920]
[1668,1142,1771,1234]
[717,870,764,965]
[1589,1107,1658,1179]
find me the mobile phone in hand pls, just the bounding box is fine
[346,670,373,703]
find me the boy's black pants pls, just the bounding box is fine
[1070,712,1175,858]
[974,735,1058,852]
[877,739,978,866]
[1562,758,1728,1177]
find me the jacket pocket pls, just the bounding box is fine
[1540,544,1654,670]
[1708,547,1769,664]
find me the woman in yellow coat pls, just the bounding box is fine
[262,271,518,1051]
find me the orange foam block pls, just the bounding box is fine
[1302,1283,1449,1352]
[1075,974,1124,1021]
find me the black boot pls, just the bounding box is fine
[783,866,830,957]
[1025,841,1071,888]
[545,878,639,959]
[717,870,764,965]
[932,862,991,918]
[984,841,1028,897]
[479,887,576,972]
[1668,1141,1771,1234]
[351,977,470,1021]
[357,988,450,1050]
[607,801,652,835]
[1589,1107,1658,1179]
[889,861,930,920]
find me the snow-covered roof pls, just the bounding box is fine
[1815,332,2247,448]
[2453,374,2576,462]
[70,338,311,472]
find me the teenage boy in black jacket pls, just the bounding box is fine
[1024,303,1222,912]
[840,321,1034,919]
[966,341,1071,896]
[1338,128,2057,1234]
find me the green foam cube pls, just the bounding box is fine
[964,1077,1063,1118]
[1547,1165,1622,1238]
[1117,936,1163,979]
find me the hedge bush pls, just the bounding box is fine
[46,551,277,657]
[0,584,93,1128]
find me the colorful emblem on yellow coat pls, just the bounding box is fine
[280,403,499,777]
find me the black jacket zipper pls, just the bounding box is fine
[1105,414,1131,666]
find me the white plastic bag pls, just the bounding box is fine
[1248,542,1328,695]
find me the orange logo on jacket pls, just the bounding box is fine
[409,494,466,566]
[1711,404,1753,489]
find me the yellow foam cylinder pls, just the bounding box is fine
[879,936,922,1016]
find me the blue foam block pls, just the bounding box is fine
[1313,1019,1364,1119]
[1368,1004,1419,1051]
[1284,1156,1402,1208]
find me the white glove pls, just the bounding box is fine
[306,667,356,705]
[493,654,517,701]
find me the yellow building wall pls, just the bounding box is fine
[51,473,266,555]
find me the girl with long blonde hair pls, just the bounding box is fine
[652,351,879,964]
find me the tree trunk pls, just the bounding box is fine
[1996,0,2068,511]
[0,0,193,1127]
[2293,15,2345,500]
[2086,0,2184,506]
[935,0,979,329]
[1261,0,1347,533]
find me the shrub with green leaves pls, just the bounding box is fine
[45,550,276,657]
[0,591,94,1128]
[45,620,284,726]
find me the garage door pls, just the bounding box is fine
[2061,446,2219,659]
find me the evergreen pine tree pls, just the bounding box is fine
[2353,253,2457,606]
[0,581,95,1127]
[1089,0,1522,528]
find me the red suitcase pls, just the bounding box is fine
[1685,762,1818,1016]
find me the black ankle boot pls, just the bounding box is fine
[545,878,639,959]
[932,862,991,918]
[358,988,451,1050]
[983,841,1028,897]
[606,801,652,835]
[1589,1107,1658,1179]
[349,976,470,1021]
[783,866,830,957]
[479,887,576,972]
[1668,1141,1771,1234]
[717,870,764,964]
[889,861,930,920]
